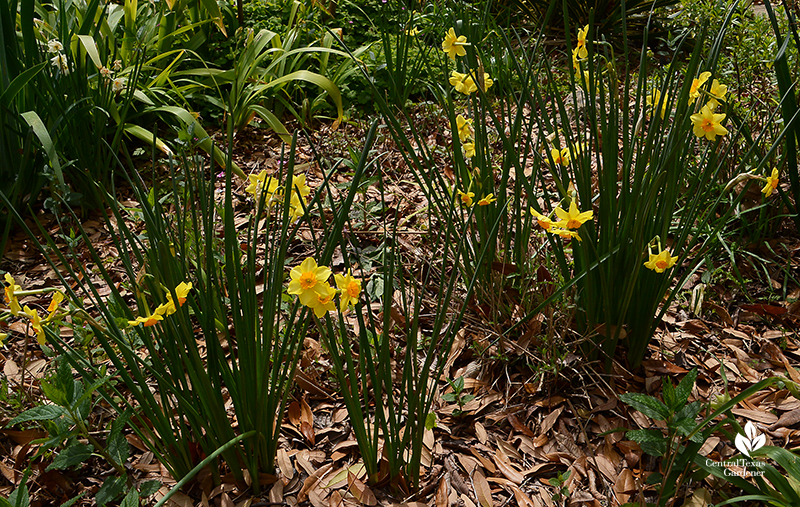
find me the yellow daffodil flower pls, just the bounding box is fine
[4,273,21,316]
[644,249,678,273]
[456,115,473,141]
[554,201,593,229]
[477,194,496,206]
[23,305,45,344]
[689,71,712,101]
[405,27,419,36]
[707,79,728,110]
[43,291,64,323]
[550,147,571,167]
[646,90,668,119]
[291,174,311,198]
[463,142,476,158]
[334,270,361,312]
[246,170,280,200]
[762,168,779,197]
[576,25,589,59]
[442,28,469,60]
[155,301,177,317]
[549,227,582,241]
[530,208,556,230]
[0,332,7,347]
[457,190,475,207]
[288,258,332,306]
[690,105,728,141]
[128,312,164,327]
[307,283,337,318]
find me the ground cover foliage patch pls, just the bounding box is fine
[3,0,800,506]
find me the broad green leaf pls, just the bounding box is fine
[58,492,86,507]
[120,488,139,507]
[675,368,698,407]
[123,125,173,156]
[108,410,132,465]
[662,377,676,410]
[619,393,670,420]
[139,480,161,497]
[8,483,29,507]
[627,429,668,457]
[8,405,68,426]
[96,476,126,507]
[425,412,437,430]
[46,442,94,471]
[40,378,68,408]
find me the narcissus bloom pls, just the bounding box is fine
[4,273,21,316]
[455,115,473,141]
[112,77,126,93]
[50,53,69,74]
[707,79,728,110]
[762,168,779,197]
[457,190,475,207]
[549,227,582,241]
[288,257,332,306]
[442,28,469,60]
[47,39,63,53]
[128,312,164,328]
[245,170,280,199]
[335,270,361,312]
[291,174,311,198]
[405,27,419,36]
[575,25,589,59]
[477,194,496,206]
[646,90,668,119]
[463,142,476,158]
[554,201,593,229]
[530,208,555,230]
[644,249,678,273]
[550,147,570,167]
[691,105,727,141]
[689,71,712,101]
[44,291,64,323]
[23,306,46,344]
[307,284,337,318]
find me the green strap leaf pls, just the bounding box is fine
[0,62,46,108]
[20,111,65,193]
[75,35,102,69]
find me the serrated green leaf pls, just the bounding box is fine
[139,480,160,497]
[107,411,131,466]
[120,487,139,507]
[675,368,698,407]
[96,476,126,506]
[58,492,86,507]
[627,429,667,457]
[46,443,94,471]
[8,483,29,507]
[619,393,670,420]
[662,377,677,410]
[7,405,68,427]
[40,379,68,408]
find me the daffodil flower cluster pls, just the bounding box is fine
[245,170,311,222]
[287,258,361,317]
[456,190,496,207]
[441,29,494,161]
[688,70,729,141]
[530,201,593,241]
[128,282,192,327]
[46,39,70,75]
[571,25,591,88]
[2,273,66,346]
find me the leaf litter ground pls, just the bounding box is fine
[2,113,800,507]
